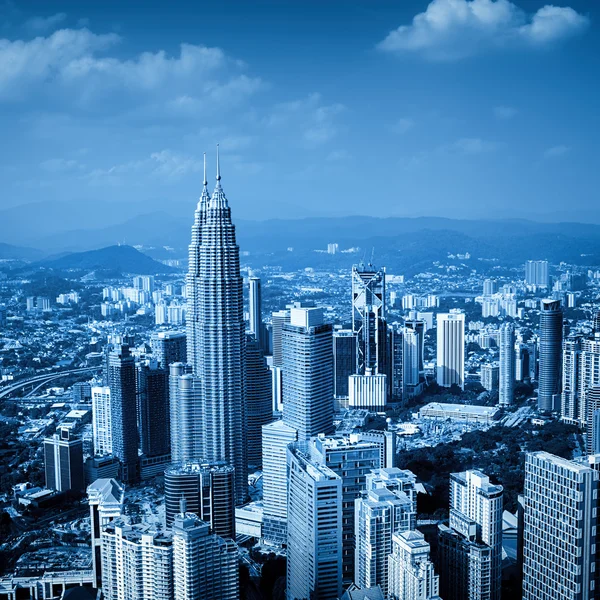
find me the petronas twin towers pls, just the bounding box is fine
[173,147,247,504]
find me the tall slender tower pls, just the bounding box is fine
[499,323,515,406]
[184,149,247,504]
[248,276,263,346]
[538,299,563,412]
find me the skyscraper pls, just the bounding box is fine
[437,470,503,600]
[261,419,298,545]
[248,275,263,347]
[522,452,598,600]
[286,444,343,600]
[106,344,138,483]
[282,304,333,440]
[333,329,357,409]
[150,330,187,369]
[91,386,112,456]
[561,337,581,423]
[44,427,84,493]
[164,461,235,538]
[172,510,239,600]
[499,323,515,406]
[403,320,425,400]
[538,299,563,412]
[245,334,273,466]
[436,312,465,389]
[580,335,600,426]
[183,150,247,504]
[525,260,549,288]
[352,263,388,377]
[136,360,170,459]
[271,308,291,368]
[388,530,441,600]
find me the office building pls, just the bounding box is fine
[309,435,382,583]
[580,335,600,426]
[525,260,549,288]
[499,323,515,406]
[164,461,235,539]
[282,304,333,440]
[271,308,291,368]
[538,299,563,412]
[333,329,357,409]
[245,334,273,466]
[44,428,84,493]
[561,337,581,423]
[172,510,239,600]
[84,455,120,487]
[150,330,186,369]
[286,445,343,600]
[71,381,91,403]
[100,520,173,600]
[248,275,264,348]
[136,361,170,458]
[106,345,138,483]
[261,419,297,545]
[522,452,598,600]
[184,150,247,504]
[403,320,425,400]
[436,312,465,389]
[352,263,388,378]
[91,386,112,456]
[388,530,441,600]
[354,468,417,591]
[168,362,200,464]
[349,372,387,410]
[358,430,397,469]
[87,478,124,588]
[438,470,503,600]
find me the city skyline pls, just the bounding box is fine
[0,0,599,225]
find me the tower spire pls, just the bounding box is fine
[203,152,207,188]
[216,143,221,182]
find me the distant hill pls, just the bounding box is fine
[0,243,44,261]
[38,245,177,275]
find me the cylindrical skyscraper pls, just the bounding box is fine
[538,299,563,412]
[499,323,515,406]
[184,150,247,504]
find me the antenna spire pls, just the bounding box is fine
[203,152,207,187]
[216,143,221,182]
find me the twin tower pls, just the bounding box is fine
[171,147,247,505]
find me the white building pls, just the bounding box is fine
[436,312,465,389]
[522,452,598,600]
[388,530,441,600]
[172,511,239,600]
[349,371,387,410]
[91,386,112,456]
[286,445,343,600]
[498,323,515,406]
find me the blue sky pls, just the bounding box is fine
[1,0,598,222]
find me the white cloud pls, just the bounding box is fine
[378,0,589,60]
[393,117,415,134]
[40,157,83,172]
[449,137,497,154]
[543,144,570,158]
[24,13,67,32]
[493,105,517,119]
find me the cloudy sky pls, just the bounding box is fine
[1,0,598,221]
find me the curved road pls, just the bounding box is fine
[0,366,101,400]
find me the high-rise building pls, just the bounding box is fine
[286,444,343,600]
[522,452,598,600]
[91,386,112,456]
[348,372,388,410]
[282,304,333,440]
[71,381,91,403]
[84,455,120,487]
[168,362,199,464]
[561,337,581,423]
[106,345,138,483]
[388,530,441,600]
[525,260,549,288]
[248,276,263,347]
[164,461,235,539]
[438,470,503,600]
[402,320,425,400]
[184,150,247,504]
[87,478,124,588]
[245,334,273,466]
[480,362,499,392]
[150,330,186,369]
[436,312,465,389]
[261,419,298,545]
[354,468,417,591]
[100,519,173,600]
[499,323,515,406]
[136,361,170,459]
[333,329,357,409]
[172,510,239,600]
[538,299,563,412]
[580,335,600,426]
[44,427,84,493]
[586,386,600,455]
[309,435,382,584]
[593,310,600,333]
[271,308,291,367]
[0,304,6,326]
[482,279,498,296]
[352,263,388,378]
